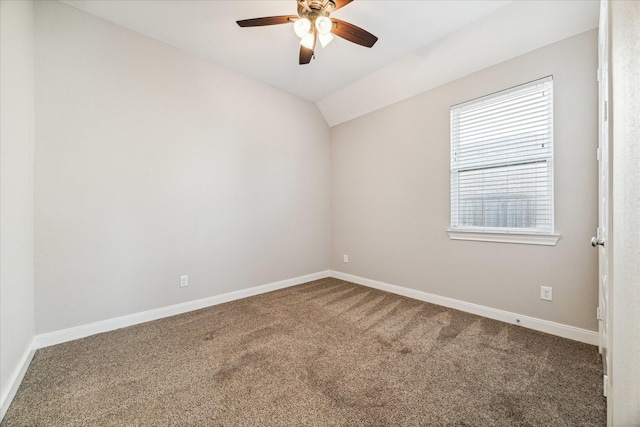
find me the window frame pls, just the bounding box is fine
[447,77,560,246]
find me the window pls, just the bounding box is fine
[448,77,559,245]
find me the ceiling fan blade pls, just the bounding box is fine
[331,18,378,48]
[299,45,314,65]
[330,0,353,11]
[236,16,296,27]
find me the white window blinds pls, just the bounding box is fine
[450,77,554,233]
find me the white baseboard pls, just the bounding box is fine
[330,270,599,346]
[1,337,36,421]
[35,268,598,349]
[35,270,331,349]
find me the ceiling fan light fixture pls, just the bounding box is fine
[293,18,311,38]
[318,32,334,47]
[300,32,315,49]
[237,0,377,65]
[315,16,332,35]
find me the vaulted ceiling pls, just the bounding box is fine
[60,0,599,126]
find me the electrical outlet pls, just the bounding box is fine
[180,275,189,288]
[343,255,348,263]
[540,286,552,301]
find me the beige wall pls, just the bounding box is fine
[331,30,599,331]
[0,0,36,411]
[34,1,330,334]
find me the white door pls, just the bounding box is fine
[594,0,611,398]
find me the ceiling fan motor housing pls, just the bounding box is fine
[298,0,332,23]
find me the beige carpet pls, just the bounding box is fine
[2,278,605,426]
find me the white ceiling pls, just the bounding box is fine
[59,0,599,126]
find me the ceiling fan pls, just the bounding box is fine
[236,0,378,65]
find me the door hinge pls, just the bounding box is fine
[597,68,601,82]
[603,375,608,397]
[597,307,602,320]
[597,147,602,161]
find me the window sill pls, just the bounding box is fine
[447,229,560,246]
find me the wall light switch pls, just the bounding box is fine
[180,275,189,288]
[343,255,348,263]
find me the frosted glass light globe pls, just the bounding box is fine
[300,33,315,49]
[318,33,334,47]
[315,16,332,35]
[293,18,311,38]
